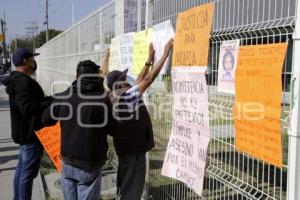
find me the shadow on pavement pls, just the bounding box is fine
[0,154,19,165]
[0,167,16,173]
[0,138,13,144]
[0,146,19,152]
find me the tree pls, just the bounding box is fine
[11,37,34,52]
[35,29,63,48]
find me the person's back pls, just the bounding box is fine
[42,60,111,200]
[56,78,110,168]
[109,83,154,156]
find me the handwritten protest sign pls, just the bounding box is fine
[152,20,175,74]
[109,36,121,71]
[109,33,135,76]
[234,43,288,167]
[36,123,62,172]
[172,3,214,67]
[119,32,135,76]
[162,67,210,196]
[217,40,240,93]
[132,28,153,75]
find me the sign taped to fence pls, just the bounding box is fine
[36,122,62,172]
[152,20,175,74]
[217,40,240,93]
[119,32,135,76]
[162,67,210,196]
[234,43,288,167]
[132,28,153,75]
[172,3,214,67]
[109,36,121,71]
[109,32,135,75]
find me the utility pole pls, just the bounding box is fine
[14,33,17,50]
[44,0,49,42]
[1,10,7,60]
[25,21,38,52]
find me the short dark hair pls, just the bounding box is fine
[76,60,100,78]
[107,69,128,90]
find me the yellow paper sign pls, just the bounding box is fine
[233,43,288,168]
[172,3,214,67]
[36,123,62,172]
[132,28,153,75]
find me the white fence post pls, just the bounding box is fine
[144,1,154,199]
[287,0,300,199]
[137,0,142,31]
[115,0,124,35]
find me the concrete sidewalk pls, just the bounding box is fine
[0,74,45,200]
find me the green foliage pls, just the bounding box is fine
[11,38,34,52]
[10,29,63,52]
[35,29,63,48]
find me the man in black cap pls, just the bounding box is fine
[1,48,51,200]
[107,39,173,200]
[41,60,112,200]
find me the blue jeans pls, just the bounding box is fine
[61,161,102,200]
[13,143,43,200]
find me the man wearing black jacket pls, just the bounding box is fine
[42,60,112,200]
[107,39,173,200]
[1,48,51,200]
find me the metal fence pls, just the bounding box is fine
[36,1,115,95]
[145,0,296,200]
[35,0,300,199]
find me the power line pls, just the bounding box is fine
[25,21,38,52]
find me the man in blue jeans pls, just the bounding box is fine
[41,60,112,200]
[1,48,51,200]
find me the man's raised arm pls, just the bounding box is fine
[136,43,155,84]
[137,38,174,93]
[101,48,110,76]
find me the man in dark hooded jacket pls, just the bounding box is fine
[1,48,51,200]
[41,60,112,200]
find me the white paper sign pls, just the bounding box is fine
[161,67,210,196]
[109,32,135,75]
[109,36,121,71]
[217,40,240,93]
[119,32,135,76]
[152,20,175,74]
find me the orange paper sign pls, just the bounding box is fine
[172,3,214,67]
[234,43,288,167]
[36,123,62,172]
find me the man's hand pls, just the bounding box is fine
[137,38,174,94]
[147,43,155,65]
[163,39,174,59]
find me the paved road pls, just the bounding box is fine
[0,74,45,200]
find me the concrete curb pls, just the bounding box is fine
[37,172,46,200]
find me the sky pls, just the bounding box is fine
[0,0,111,42]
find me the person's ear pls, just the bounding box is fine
[22,59,27,66]
[23,58,31,66]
